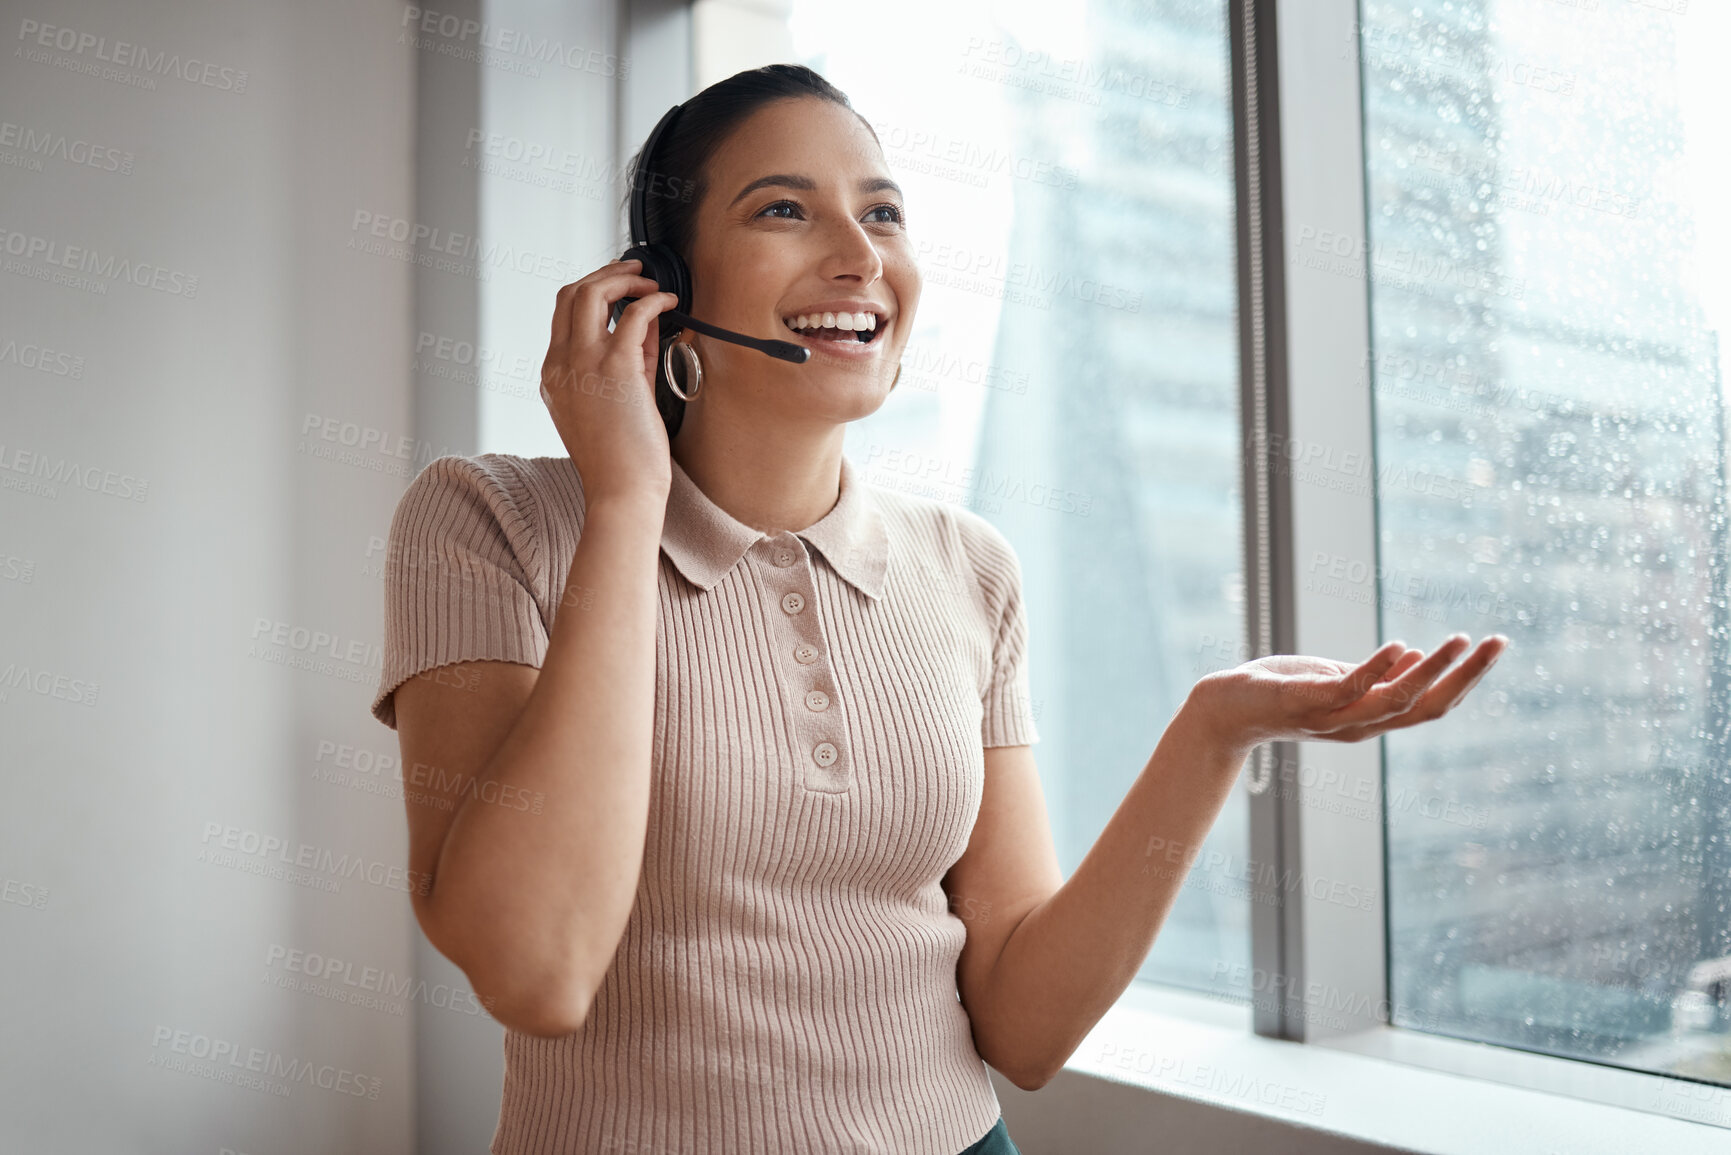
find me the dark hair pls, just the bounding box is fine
[621,63,875,438]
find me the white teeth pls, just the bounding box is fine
[784,311,881,332]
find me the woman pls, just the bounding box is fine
[371,63,1504,1155]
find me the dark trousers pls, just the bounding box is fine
[957,1116,1021,1155]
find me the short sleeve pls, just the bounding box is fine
[958,513,1041,748]
[370,455,550,730]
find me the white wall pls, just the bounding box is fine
[0,1,636,1151]
[1,1,416,1151]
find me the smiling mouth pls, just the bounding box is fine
[781,312,886,345]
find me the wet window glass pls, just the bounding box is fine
[1359,0,1731,1085]
[791,0,1248,996]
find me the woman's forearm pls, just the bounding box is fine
[969,682,1252,1087]
[424,491,666,1035]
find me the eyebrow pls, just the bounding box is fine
[728,173,904,208]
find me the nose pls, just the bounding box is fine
[818,214,884,285]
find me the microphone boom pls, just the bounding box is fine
[664,309,811,364]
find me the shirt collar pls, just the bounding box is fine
[660,452,889,600]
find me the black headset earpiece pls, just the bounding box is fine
[619,238,692,318]
[618,103,694,319]
[612,102,810,364]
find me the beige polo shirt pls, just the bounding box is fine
[372,448,1040,1155]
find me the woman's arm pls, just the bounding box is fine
[947,635,1506,1089]
[391,263,684,1039]
[394,491,668,1038]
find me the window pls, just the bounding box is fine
[1359,0,1731,1085]
[788,0,1249,996]
[740,0,1731,1129]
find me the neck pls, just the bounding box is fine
[670,414,846,536]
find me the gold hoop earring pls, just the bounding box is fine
[663,340,703,401]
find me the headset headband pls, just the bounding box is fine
[630,102,686,248]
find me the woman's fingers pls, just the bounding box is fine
[610,291,680,362]
[1375,636,1506,731]
[1383,649,1426,681]
[1319,635,1471,730]
[1327,641,1409,706]
[1323,635,1507,739]
[550,262,630,348]
[565,262,666,350]
[1382,638,1469,707]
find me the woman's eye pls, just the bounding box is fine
[756,200,905,225]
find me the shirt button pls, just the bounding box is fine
[773,549,797,567]
[781,591,805,615]
[805,690,830,712]
[813,742,838,767]
[794,643,819,664]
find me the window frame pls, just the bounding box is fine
[1230,0,1731,1131]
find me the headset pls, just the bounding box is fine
[612,101,811,365]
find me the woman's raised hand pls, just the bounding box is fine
[541,258,682,503]
[1192,633,1509,754]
